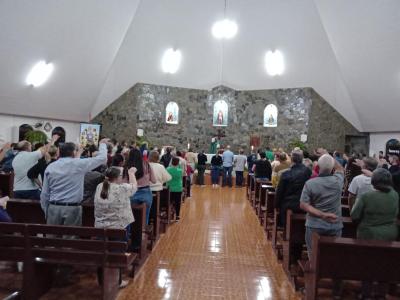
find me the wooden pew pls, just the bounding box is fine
[6,199,148,266]
[248,174,255,201]
[159,187,172,233]
[150,192,161,242]
[0,222,136,300]
[302,233,400,300]
[0,172,14,197]
[253,178,270,211]
[282,210,357,283]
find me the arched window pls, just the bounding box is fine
[213,100,228,127]
[263,104,278,127]
[165,102,179,124]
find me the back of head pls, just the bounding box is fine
[239,149,244,155]
[17,140,31,152]
[371,168,393,193]
[112,153,124,167]
[171,156,180,166]
[363,157,378,172]
[318,154,335,175]
[176,151,182,157]
[100,167,121,199]
[279,153,287,162]
[127,148,144,179]
[291,150,304,164]
[259,152,266,159]
[149,150,160,163]
[48,145,58,159]
[59,142,76,158]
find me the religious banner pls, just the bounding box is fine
[165,101,179,124]
[213,100,228,127]
[80,123,101,147]
[263,104,278,127]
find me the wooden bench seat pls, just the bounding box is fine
[5,199,149,266]
[303,232,400,300]
[0,222,136,300]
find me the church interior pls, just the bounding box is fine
[1,1,400,299]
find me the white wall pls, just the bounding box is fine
[0,114,80,144]
[369,132,400,157]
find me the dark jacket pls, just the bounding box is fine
[160,153,172,168]
[247,154,257,172]
[276,163,311,226]
[27,158,56,181]
[211,155,223,167]
[197,153,208,166]
[83,171,105,202]
[254,159,272,179]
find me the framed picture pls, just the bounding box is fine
[80,123,101,147]
[213,100,228,127]
[263,104,278,127]
[165,101,179,124]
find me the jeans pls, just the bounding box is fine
[14,189,41,200]
[222,166,233,187]
[0,208,11,222]
[197,165,206,185]
[305,226,342,260]
[130,187,153,225]
[235,171,244,186]
[211,167,220,185]
[186,176,191,197]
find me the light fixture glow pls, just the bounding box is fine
[161,48,182,74]
[212,19,238,39]
[265,50,285,76]
[26,61,54,87]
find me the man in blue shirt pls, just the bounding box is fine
[222,146,234,187]
[40,138,109,226]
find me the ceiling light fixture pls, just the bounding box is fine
[161,48,182,74]
[212,0,237,39]
[265,50,285,76]
[26,60,54,87]
[212,19,238,39]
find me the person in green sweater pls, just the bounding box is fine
[167,157,183,221]
[350,168,399,299]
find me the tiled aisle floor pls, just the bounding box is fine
[118,186,300,300]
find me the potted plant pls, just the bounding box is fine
[24,130,48,146]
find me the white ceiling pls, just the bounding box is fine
[1,0,399,132]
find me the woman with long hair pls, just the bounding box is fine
[127,148,156,225]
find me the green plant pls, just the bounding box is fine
[25,130,48,145]
[288,138,307,151]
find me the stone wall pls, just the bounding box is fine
[94,82,363,152]
[307,90,361,152]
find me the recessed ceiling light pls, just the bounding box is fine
[161,48,182,74]
[212,19,238,39]
[26,60,54,87]
[265,50,285,76]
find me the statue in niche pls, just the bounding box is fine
[263,104,278,127]
[213,100,228,127]
[165,101,179,124]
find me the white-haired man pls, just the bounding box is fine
[300,154,344,256]
[300,154,344,297]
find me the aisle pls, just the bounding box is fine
[118,186,300,300]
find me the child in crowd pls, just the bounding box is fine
[167,157,183,221]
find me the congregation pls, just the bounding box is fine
[0,135,400,299]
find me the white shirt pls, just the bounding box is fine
[149,162,172,191]
[12,150,42,191]
[348,174,373,197]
